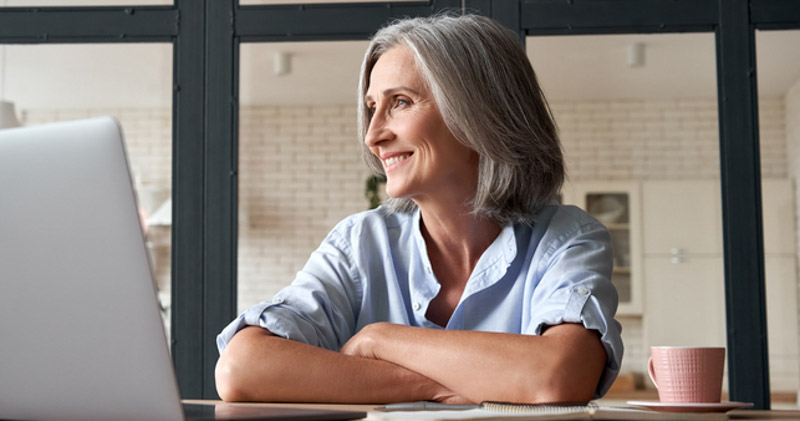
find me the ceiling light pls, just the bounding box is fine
[0,43,21,129]
[273,51,291,76]
[0,100,21,129]
[628,42,646,68]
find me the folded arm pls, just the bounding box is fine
[215,326,468,403]
[340,322,607,404]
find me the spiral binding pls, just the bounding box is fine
[481,401,598,414]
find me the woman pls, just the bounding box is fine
[215,13,622,404]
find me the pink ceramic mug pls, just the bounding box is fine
[647,346,725,403]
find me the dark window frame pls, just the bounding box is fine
[1,0,798,407]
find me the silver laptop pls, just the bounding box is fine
[0,118,366,421]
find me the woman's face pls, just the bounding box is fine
[364,46,478,207]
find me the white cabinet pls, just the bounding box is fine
[763,179,797,255]
[762,179,799,392]
[766,256,799,391]
[642,180,722,256]
[641,180,726,349]
[643,255,726,348]
[562,181,643,315]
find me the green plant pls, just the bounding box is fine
[365,174,387,209]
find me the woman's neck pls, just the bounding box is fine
[417,201,502,327]
[417,202,503,276]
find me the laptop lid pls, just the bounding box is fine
[0,117,184,421]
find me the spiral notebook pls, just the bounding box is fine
[371,401,729,420]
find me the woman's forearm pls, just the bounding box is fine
[341,323,606,404]
[215,326,465,403]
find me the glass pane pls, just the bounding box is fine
[528,33,723,398]
[587,193,632,303]
[238,41,369,313]
[756,29,800,406]
[1,43,173,339]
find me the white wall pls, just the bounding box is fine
[786,77,800,344]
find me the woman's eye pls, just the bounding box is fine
[395,98,409,108]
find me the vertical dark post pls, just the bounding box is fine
[172,0,206,399]
[462,0,523,44]
[490,0,523,44]
[173,0,237,399]
[715,0,770,409]
[203,0,238,399]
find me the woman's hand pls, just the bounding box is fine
[340,322,393,360]
[340,323,473,404]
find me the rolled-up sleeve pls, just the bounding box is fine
[216,301,276,353]
[216,224,362,354]
[525,218,623,398]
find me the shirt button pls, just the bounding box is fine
[413,303,421,311]
[577,288,589,296]
[271,297,284,304]
[425,266,432,274]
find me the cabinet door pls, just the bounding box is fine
[762,179,796,255]
[766,256,799,391]
[643,255,726,349]
[642,180,722,256]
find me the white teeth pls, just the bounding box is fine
[384,154,410,167]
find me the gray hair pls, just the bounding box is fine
[358,13,564,225]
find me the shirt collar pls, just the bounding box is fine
[412,208,518,291]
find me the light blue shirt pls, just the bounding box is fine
[217,204,623,397]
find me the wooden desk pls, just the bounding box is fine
[727,410,800,420]
[185,400,800,420]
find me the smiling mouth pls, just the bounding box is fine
[383,153,411,168]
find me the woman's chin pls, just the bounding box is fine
[384,184,405,199]
[385,178,424,201]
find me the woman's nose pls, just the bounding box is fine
[364,113,393,147]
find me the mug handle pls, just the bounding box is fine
[647,356,659,390]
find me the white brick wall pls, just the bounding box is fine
[554,98,786,181]
[237,105,370,311]
[617,315,645,375]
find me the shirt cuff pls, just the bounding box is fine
[216,300,281,354]
[529,286,624,398]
